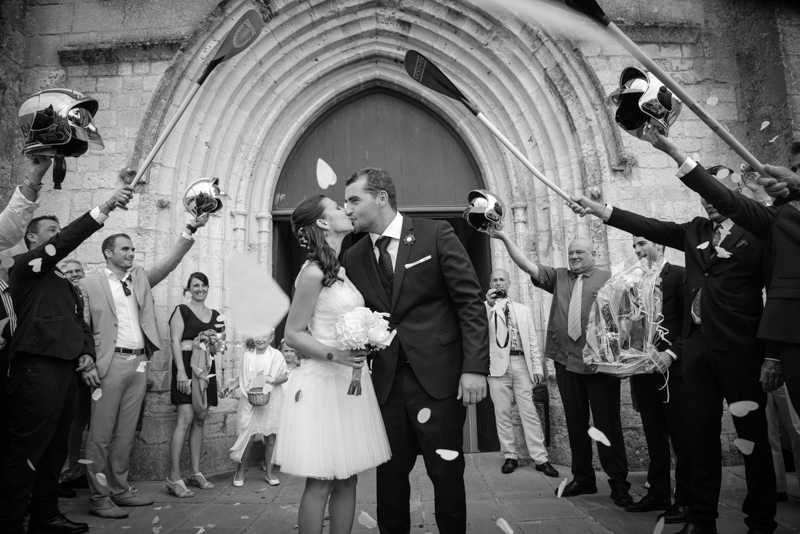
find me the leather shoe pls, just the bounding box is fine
[57,483,76,499]
[112,492,153,507]
[558,480,598,497]
[625,494,671,513]
[501,458,518,474]
[89,499,129,519]
[658,504,689,524]
[28,514,88,534]
[674,524,717,534]
[610,489,634,507]
[535,462,559,478]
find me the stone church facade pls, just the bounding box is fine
[1,0,798,479]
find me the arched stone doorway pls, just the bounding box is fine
[271,87,498,452]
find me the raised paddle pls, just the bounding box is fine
[541,0,769,180]
[404,50,572,203]
[130,9,264,188]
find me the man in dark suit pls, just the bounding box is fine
[620,236,692,523]
[342,168,489,534]
[571,165,776,534]
[0,186,133,534]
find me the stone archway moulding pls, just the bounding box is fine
[132,0,628,314]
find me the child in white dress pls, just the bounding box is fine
[229,331,288,486]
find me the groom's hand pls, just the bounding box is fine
[457,373,487,406]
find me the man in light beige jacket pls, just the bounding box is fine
[486,269,558,477]
[82,214,207,518]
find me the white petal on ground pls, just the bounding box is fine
[357,511,378,529]
[496,518,514,534]
[44,244,56,256]
[436,449,459,461]
[729,400,759,417]
[417,408,431,423]
[96,473,107,486]
[734,438,755,455]
[587,426,611,446]
[152,516,159,524]
[557,478,568,498]
[696,241,709,250]
[769,135,779,143]
[760,121,770,130]
[92,389,103,401]
[241,516,249,519]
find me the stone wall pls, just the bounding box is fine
[0,0,29,200]
[2,0,798,479]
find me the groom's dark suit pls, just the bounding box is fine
[343,214,489,534]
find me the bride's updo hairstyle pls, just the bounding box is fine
[291,195,342,288]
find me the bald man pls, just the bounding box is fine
[491,232,632,506]
[485,269,558,477]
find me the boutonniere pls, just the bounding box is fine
[403,234,415,246]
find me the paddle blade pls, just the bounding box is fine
[404,50,479,115]
[198,9,264,84]
[541,0,610,26]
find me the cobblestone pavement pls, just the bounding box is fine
[56,452,800,533]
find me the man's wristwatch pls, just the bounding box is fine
[185,224,197,234]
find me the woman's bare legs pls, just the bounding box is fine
[264,434,277,479]
[168,404,196,481]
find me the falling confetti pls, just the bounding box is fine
[92,389,103,401]
[715,168,730,179]
[654,517,665,534]
[436,449,459,461]
[44,244,56,256]
[198,342,207,351]
[215,324,225,328]
[127,355,136,361]
[226,253,290,336]
[217,315,226,322]
[28,258,42,273]
[316,158,338,189]
[54,271,65,278]
[734,438,754,455]
[191,364,203,374]
[731,172,742,183]
[587,427,610,447]
[357,511,378,529]
[769,135,779,143]
[207,374,216,379]
[714,246,732,259]
[719,226,731,239]
[496,518,514,534]
[760,121,770,130]
[557,478,568,498]
[96,473,107,486]
[691,153,700,162]
[27,459,35,471]
[417,408,431,423]
[152,516,160,524]
[78,459,93,465]
[136,361,147,373]
[1,257,14,268]
[697,241,709,250]
[295,390,302,402]
[706,96,718,106]
[729,400,758,417]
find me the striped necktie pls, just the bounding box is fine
[567,274,583,341]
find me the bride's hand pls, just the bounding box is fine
[332,349,370,369]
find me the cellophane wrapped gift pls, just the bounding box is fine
[582,259,668,377]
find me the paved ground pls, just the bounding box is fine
[58,452,800,533]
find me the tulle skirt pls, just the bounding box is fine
[274,358,391,480]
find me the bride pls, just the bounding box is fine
[274,195,391,534]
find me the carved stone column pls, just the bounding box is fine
[255,212,273,270]
[230,209,248,253]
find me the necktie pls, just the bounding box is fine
[691,224,721,323]
[495,304,509,348]
[121,278,132,297]
[375,236,393,284]
[567,274,583,341]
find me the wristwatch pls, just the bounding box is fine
[185,224,197,234]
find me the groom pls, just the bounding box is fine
[343,168,489,534]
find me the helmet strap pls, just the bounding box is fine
[53,155,66,190]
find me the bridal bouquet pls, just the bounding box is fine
[582,260,668,377]
[334,307,398,396]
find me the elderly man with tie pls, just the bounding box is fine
[490,231,632,506]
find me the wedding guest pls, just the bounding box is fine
[485,269,558,477]
[166,271,225,497]
[0,186,133,534]
[766,384,800,501]
[280,338,301,371]
[83,215,209,518]
[229,332,288,487]
[490,231,632,506]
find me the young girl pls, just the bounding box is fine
[280,338,301,371]
[229,331,288,486]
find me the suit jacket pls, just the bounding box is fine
[83,235,194,378]
[608,207,765,354]
[342,216,489,404]
[680,164,800,344]
[657,262,685,377]
[9,211,100,360]
[487,299,543,380]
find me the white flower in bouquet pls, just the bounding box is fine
[367,315,397,349]
[334,307,398,395]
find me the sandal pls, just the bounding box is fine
[188,472,215,490]
[233,472,244,487]
[165,478,194,498]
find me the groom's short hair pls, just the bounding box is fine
[346,167,397,210]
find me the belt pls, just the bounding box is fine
[114,347,145,355]
[510,350,524,355]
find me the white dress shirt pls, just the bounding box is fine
[0,186,40,252]
[369,211,404,271]
[104,268,145,349]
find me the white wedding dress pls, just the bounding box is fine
[274,264,391,480]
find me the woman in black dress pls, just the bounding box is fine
[166,272,224,497]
